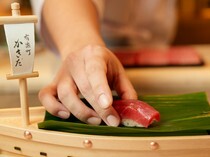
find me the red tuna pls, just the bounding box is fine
[113,100,160,128]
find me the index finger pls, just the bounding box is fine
[85,51,113,109]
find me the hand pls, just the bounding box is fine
[39,45,137,126]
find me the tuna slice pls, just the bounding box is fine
[113,100,160,128]
[114,46,202,67]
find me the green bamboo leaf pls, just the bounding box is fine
[38,92,210,136]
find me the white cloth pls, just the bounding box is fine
[101,0,177,48]
[30,0,44,33]
[30,0,177,49]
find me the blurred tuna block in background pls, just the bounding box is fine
[114,46,203,67]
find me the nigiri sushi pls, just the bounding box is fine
[113,100,160,128]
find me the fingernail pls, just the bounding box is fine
[107,115,120,127]
[58,111,70,119]
[87,117,101,125]
[99,93,110,109]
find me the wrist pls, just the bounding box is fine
[59,36,106,60]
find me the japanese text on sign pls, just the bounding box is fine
[13,34,32,67]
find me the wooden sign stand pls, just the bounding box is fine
[2,2,39,127]
[7,72,39,127]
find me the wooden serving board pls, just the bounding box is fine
[0,107,210,157]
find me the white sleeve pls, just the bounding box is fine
[30,0,45,33]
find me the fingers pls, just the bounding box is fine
[39,45,137,127]
[114,70,138,100]
[90,101,120,126]
[108,51,138,100]
[39,80,102,125]
[85,52,112,109]
[66,45,120,126]
[68,62,120,126]
[57,77,102,125]
[38,85,70,119]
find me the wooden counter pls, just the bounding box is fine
[127,46,210,101]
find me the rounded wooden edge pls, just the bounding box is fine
[0,15,38,25]
[6,71,39,80]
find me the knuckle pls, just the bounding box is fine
[86,63,99,74]
[95,107,110,118]
[57,83,71,100]
[79,82,91,95]
[38,89,45,101]
[74,108,90,121]
[49,107,60,116]
[85,59,106,77]
[69,102,92,122]
[38,86,52,101]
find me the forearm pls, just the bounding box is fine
[42,0,105,59]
